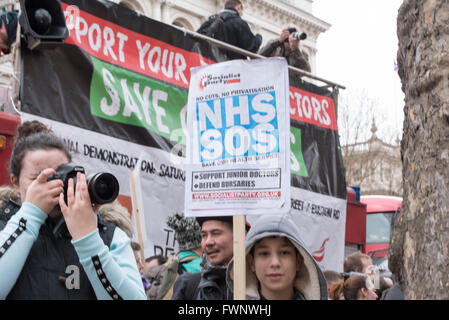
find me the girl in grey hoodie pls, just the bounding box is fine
[227,214,328,300]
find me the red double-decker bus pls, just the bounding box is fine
[345,188,402,261]
[361,195,402,259]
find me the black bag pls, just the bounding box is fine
[145,253,197,300]
[197,14,227,42]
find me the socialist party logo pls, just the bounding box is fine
[199,72,241,90]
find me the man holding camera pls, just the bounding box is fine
[258,24,311,72]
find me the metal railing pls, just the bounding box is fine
[172,24,346,91]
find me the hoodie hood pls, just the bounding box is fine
[227,214,328,300]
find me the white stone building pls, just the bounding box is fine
[112,0,331,75]
[342,120,403,196]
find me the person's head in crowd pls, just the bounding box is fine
[196,216,233,266]
[344,251,374,275]
[131,242,144,275]
[167,212,202,252]
[249,236,302,300]
[9,121,70,218]
[145,255,167,271]
[328,280,345,300]
[342,274,378,300]
[227,214,328,300]
[323,270,344,297]
[225,0,243,16]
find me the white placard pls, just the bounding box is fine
[184,58,291,217]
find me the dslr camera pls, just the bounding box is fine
[47,163,120,205]
[286,27,307,42]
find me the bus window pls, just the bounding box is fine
[366,212,395,244]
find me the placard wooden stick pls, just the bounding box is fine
[130,172,145,266]
[233,215,246,300]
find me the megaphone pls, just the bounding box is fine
[19,0,68,50]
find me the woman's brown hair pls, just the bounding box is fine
[9,120,71,179]
[342,275,368,300]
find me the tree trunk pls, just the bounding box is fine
[389,0,449,299]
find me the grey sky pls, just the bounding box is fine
[313,0,405,142]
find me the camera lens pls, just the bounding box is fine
[87,173,119,204]
[32,8,52,35]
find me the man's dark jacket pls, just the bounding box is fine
[216,7,262,60]
[171,257,231,300]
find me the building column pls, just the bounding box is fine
[152,0,163,21]
[161,0,175,24]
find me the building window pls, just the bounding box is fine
[172,18,194,31]
[120,0,144,14]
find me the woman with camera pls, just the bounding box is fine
[0,120,146,300]
[258,24,311,72]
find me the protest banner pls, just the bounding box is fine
[183,58,291,300]
[184,57,291,217]
[19,0,346,271]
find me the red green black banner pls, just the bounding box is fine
[20,0,346,200]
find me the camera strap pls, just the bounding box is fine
[52,216,65,237]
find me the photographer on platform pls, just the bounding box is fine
[258,24,311,72]
[0,120,146,300]
[197,0,262,60]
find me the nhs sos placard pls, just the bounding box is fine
[185,58,291,216]
[197,91,279,161]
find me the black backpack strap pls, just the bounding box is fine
[197,14,218,34]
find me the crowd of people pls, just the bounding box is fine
[134,214,402,301]
[128,208,403,300]
[325,251,399,300]
[0,121,403,300]
[0,0,402,301]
